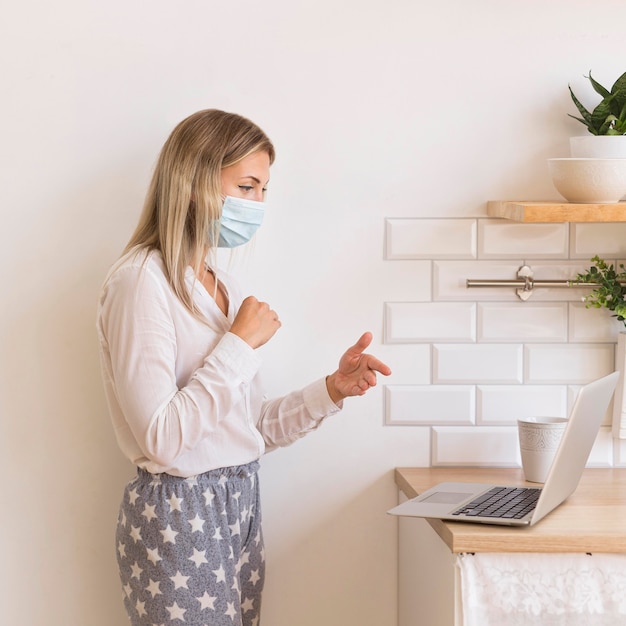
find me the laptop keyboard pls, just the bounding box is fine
[452,486,542,520]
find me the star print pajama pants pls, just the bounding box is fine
[116,461,265,626]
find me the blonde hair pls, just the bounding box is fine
[124,109,275,317]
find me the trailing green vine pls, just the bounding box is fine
[575,255,626,325]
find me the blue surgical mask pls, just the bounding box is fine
[215,196,265,248]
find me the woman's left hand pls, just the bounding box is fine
[325,332,392,404]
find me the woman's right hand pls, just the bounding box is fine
[229,295,282,348]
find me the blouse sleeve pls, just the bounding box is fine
[98,263,262,468]
[256,378,342,451]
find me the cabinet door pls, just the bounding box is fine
[398,495,460,626]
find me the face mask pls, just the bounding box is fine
[215,196,265,248]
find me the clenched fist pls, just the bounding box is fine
[230,296,281,349]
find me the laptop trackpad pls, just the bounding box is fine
[422,491,475,504]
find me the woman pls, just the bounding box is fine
[97,108,391,626]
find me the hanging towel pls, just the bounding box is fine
[457,553,626,626]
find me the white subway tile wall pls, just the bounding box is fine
[384,217,623,468]
[384,302,476,343]
[478,220,569,259]
[385,218,477,259]
[434,344,523,383]
[569,223,626,258]
[477,385,567,425]
[477,302,568,342]
[385,385,475,425]
[432,426,520,467]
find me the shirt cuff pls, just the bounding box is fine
[302,377,343,420]
[210,332,262,384]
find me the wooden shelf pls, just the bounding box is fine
[487,200,626,223]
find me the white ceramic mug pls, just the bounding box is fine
[517,417,568,483]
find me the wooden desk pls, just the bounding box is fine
[394,467,626,626]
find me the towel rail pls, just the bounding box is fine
[465,264,614,301]
[465,278,594,288]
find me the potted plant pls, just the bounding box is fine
[574,255,626,324]
[568,71,626,158]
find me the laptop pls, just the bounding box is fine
[387,371,619,526]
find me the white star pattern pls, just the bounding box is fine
[236,551,250,574]
[212,565,226,583]
[130,562,142,580]
[170,571,190,590]
[142,503,157,522]
[118,464,264,625]
[145,579,162,598]
[129,525,142,542]
[166,601,186,621]
[228,519,241,537]
[128,487,139,505]
[225,601,237,619]
[136,599,147,617]
[189,514,204,532]
[249,569,261,586]
[189,548,208,567]
[146,546,162,565]
[160,524,178,544]
[167,493,184,512]
[198,591,217,610]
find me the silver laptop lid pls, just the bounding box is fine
[531,370,619,524]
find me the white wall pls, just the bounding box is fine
[2,1,626,624]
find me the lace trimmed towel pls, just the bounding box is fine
[458,553,626,626]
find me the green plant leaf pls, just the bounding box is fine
[588,71,611,98]
[611,71,626,99]
[568,85,594,130]
[568,72,626,134]
[591,99,614,133]
[575,256,626,326]
[599,114,617,135]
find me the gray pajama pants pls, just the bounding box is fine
[116,461,265,625]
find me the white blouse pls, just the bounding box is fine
[97,248,341,477]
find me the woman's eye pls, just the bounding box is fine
[238,185,253,192]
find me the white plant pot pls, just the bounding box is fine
[570,135,626,159]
